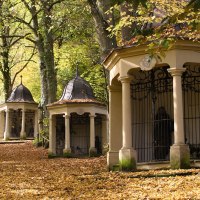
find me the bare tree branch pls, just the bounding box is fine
[11,46,37,86]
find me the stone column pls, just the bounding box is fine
[89,114,97,157]
[63,114,71,157]
[0,111,5,138]
[48,115,56,157]
[4,109,10,140]
[34,110,39,138]
[119,76,137,171]
[107,85,122,170]
[20,109,26,139]
[168,68,190,169]
[101,115,109,155]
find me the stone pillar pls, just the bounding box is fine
[89,114,97,157]
[0,111,5,138]
[20,109,26,139]
[4,109,10,140]
[101,115,109,155]
[48,115,56,157]
[119,76,137,171]
[168,68,190,169]
[34,110,39,138]
[107,85,122,170]
[63,114,71,157]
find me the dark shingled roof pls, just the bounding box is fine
[7,84,36,103]
[47,98,106,107]
[59,71,95,101]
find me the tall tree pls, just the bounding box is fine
[0,0,35,100]
[106,0,199,51]
[18,0,57,109]
[87,0,117,59]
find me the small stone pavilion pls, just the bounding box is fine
[103,40,200,170]
[47,69,108,157]
[0,80,39,140]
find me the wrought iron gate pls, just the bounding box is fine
[183,63,200,160]
[70,113,90,155]
[131,66,173,163]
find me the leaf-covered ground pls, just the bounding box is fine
[0,142,200,199]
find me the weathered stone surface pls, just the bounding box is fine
[119,148,137,171]
[170,144,190,169]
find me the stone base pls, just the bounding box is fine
[89,147,97,157]
[63,148,72,158]
[107,151,120,171]
[48,150,56,158]
[170,144,190,169]
[20,132,26,140]
[119,148,137,171]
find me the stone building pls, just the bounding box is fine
[47,70,108,157]
[0,82,38,140]
[103,40,200,170]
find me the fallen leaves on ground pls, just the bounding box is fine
[0,142,200,199]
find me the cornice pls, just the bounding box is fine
[103,40,200,71]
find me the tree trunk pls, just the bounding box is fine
[1,27,12,101]
[31,0,57,111]
[87,0,117,59]
[42,0,57,104]
[120,2,137,41]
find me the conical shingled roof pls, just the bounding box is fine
[7,84,36,103]
[59,70,95,101]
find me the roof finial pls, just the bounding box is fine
[20,75,23,85]
[76,63,79,77]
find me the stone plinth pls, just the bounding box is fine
[119,148,137,171]
[170,144,190,169]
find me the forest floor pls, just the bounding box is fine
[0,142,200,199]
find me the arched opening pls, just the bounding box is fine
[25,110,35,138]
[70,113,90,155]
[55,114,65,155]
[183,63,200,159]
[131,66,173,162]
[10,109,21,138]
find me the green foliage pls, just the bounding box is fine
[55,39,107,103]
[32,137,43,147]
[107,0,200,56]
[119,158,136,171]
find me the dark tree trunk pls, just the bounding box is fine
[42,0,57,104]
[120,2,137,41]
[0,21,12,101]
[30,0,57,112]
[87,0,117,59]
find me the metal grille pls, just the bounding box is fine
[70,113,90,154]
[183,64,200,159]
[56,115,65,155]
[131,66,173,162]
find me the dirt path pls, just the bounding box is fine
[0,142,200,199]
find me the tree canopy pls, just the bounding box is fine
[0,0,199,105]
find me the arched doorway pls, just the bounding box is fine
[131,66,173,162]
[183,63,200,159]
[55,114,65,155]
[70,113,90,155]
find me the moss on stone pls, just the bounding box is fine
[112,164,120,171]
[170,155,190,169]
[119,158,136,171]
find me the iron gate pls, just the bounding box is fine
[131,66,173,163]
[70,113,90,155]
[183,63,200,160]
